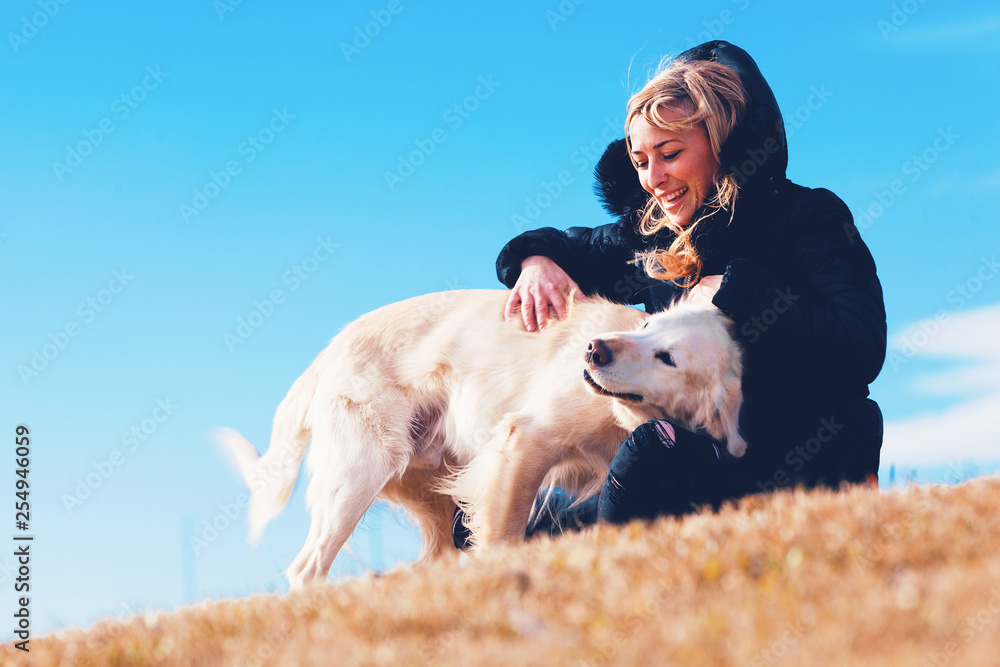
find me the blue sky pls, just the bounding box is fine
[1,0,998,638]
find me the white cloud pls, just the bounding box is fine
[928,170,1000,198]
[882,390,1000,464]
[911,363,1000,396]
[881,303,1000,465]
[887,15,1000,52]
[893,303,1000,362]
[970,170,1000,195]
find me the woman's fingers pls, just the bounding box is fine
[553,276,585,318]
[545,287,567,323]
[503,290,521,322]
[506,288,547,332]
[505,256,584,332]
[522,297,538,332]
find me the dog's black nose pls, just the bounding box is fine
[586,339,612,366]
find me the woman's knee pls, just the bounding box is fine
[598,421,678,522]
[597,420,728,524]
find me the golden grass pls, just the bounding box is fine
[8,477,1000,666]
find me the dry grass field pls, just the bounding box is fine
[6,477,1000,666]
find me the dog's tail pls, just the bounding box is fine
[215,360,320,544]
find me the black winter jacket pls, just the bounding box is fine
[496,41,887,491]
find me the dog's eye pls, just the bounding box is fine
[656,351,675,366]
[642,322,649,329]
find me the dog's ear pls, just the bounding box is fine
[713,313,746,457]
[713,370,746,458]
[695,358,746,458]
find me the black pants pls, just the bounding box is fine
[525,420,738,537]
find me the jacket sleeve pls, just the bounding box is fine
[496,221,651,305]
[711,188,887,387]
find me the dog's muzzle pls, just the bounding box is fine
[582,369,643,403]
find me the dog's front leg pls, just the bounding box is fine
[476,425,559,549]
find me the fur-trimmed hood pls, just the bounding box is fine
[594,40,789,223]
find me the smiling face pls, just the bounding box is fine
[628,104,719,228]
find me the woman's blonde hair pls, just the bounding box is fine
[625,57,747,285]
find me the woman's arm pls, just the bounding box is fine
[499,220,649,296]
[497,222,651,330]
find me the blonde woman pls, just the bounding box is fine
[457,41,886,542]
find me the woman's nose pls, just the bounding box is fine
[646,159,669,191]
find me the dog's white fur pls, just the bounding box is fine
[217,289,743,588]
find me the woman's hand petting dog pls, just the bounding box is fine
[505,255,586,332]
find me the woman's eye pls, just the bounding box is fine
[635,161,648,169]
[663,150,681,160]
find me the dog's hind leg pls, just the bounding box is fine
[413,493,460,564]
[381,468,459,565]
[286,455,403,587]
[286,399,411,588]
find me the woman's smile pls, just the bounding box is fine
[628,104,719,227]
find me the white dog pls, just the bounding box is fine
[217,289,743,587]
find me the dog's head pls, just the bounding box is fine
[582,301,746,457]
